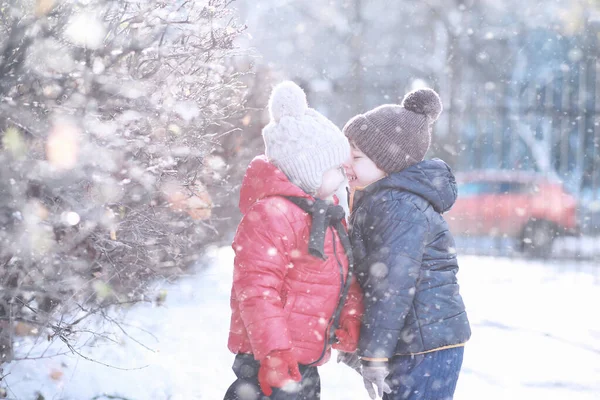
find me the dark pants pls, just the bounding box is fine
[384,347,464,400]
[224,354,321,400]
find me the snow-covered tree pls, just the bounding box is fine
[0,0,245,366]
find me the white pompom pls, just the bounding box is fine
[268,81,308,122]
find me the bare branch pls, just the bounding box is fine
[0,0,245,373]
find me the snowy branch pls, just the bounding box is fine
[0,0,246,369]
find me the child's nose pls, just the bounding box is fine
[342,158,352,170]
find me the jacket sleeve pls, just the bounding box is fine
[231,199,295,360]
[357,199,429,359]
[339,276,364,334]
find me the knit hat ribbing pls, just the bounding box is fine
[262,81,350,194]
[343,88,442,174]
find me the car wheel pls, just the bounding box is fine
[520,220,556,258]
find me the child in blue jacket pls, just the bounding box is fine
[341,88,471,400]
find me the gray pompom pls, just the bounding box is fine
[401,88,443,121]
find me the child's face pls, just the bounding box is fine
[316,166,346,199]
[344,146,386,188]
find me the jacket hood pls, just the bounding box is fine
[238,155,311,215]
[367,159,457,213]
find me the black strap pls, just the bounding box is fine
[284,196,355,345]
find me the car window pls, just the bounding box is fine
[459,180,534,197]
[498,181,529,194]
[459,181,500,196]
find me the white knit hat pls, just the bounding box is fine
[262,81,350,195]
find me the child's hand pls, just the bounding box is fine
[332,318,360,352]
[362,360,392,399]
[258,349,302,396]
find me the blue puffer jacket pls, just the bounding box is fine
[350,159,471,358]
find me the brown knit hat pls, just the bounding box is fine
[343,88,443,174]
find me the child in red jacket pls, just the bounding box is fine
[224,81,363,400]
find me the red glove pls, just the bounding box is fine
[258,350,302,396]
[332,318,360,352]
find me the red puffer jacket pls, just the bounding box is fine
[227,156,363,366]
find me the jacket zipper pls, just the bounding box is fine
[307,228,346,366]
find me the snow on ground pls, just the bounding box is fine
[3,247,600,399]
[455,235,600,259]
[456,255,600,400]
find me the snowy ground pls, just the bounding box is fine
[455,235,600,260]
[3,246,600,400]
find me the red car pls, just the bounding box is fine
[445,170,578,256]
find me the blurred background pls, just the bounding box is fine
[230,0,600,261]
[1,0,599,399]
